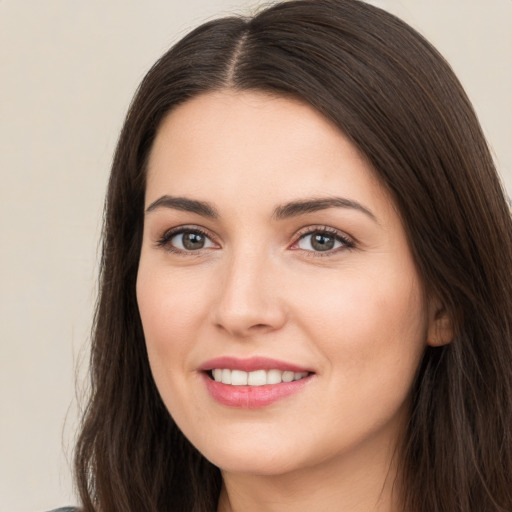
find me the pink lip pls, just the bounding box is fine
[199,356,314,409]
[199,356,311,373]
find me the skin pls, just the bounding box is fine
[137,90,451,512]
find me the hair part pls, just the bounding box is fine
[75,1,512,510]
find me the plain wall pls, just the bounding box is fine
[1,1,510,510]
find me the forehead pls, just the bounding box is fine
[145,90,390,217]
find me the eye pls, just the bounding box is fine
[157,227,217,253]
[292,227,354,254]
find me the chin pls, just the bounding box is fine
[197,434,310,477]
[211,453,304,477]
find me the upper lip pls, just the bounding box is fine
[199,356,313,373]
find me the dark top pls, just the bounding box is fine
[46,508,77,512]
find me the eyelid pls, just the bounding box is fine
[154,223,354,256]
[156,224,220,253]
[289,225,355,255]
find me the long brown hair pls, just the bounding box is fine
[74,1,512,510]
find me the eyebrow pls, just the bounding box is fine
[272,197,377,222]
[145,195,219,218]
[145,195,377,222]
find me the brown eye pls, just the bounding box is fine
[296,230,350,253]
[310,233,335,251]
[165,229,216,252]
[181,232,206,250]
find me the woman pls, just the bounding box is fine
[64,0,512,510]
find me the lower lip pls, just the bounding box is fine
[202,373,312,409]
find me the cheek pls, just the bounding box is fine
[136,264,212,400]
[136,265,212,426]
[292,263,428,380]
[288,267,427,447]
[137,264,209,345]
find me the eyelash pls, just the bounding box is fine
[156,226,215,255]
[292,225,355,257]
[156,225,355,257]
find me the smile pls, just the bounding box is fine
[200,357,314,408]
[210,368,310,386]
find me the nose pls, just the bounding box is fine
[212,250,287,338]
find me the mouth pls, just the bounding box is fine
[208,368,311,386]
[199,357,315,408]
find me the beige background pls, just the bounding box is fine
[1,1,510,510]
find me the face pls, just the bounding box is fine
[137,90,442,478]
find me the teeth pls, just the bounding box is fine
[211,369,309,386]
[221,369,231,385]
[231,370,248,386]
[267,369,282,385]
[247,369,266,386]
[282,371,294,383]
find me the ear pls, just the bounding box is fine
[427,300,454,347]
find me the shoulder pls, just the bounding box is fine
[45,508,79,512]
